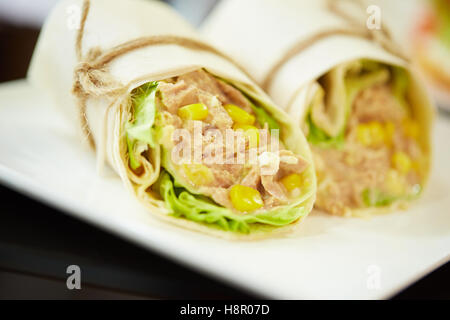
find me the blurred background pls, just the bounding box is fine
[0,0,220,83]
[0,0,448,299]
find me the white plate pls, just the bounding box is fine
[0,80,449,299]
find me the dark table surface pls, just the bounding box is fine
[0,14,449,300]
[0,184,257,299]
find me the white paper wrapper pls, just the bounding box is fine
[28,0,316,239]
[202,0,434,216]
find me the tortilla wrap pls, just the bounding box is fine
[202,0,434,217]
[28,0,316,238]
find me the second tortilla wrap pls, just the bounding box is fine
[203,0,434,217]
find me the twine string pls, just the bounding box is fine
[261,0,409,91]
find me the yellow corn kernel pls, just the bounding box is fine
[356,122,385,147]
[368,122,385,145]
[177,103,209,120]
[182,163,213,186]
[229,185,264,212]
[280,173,303,193]
[403,118,419,139]
[356,124,372,146]
[385,169,406,196]
[384,122,395,147]
[224,104,255,125]
[234,124,260,149]
[392,151,412,174]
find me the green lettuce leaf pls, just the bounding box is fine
[361,189,398,207]
[250,103,281,131]
[126,82,158,169]
[391,67,410,113]
[362,184,422,208]
[306,113,345,149]
[159,172,310,234]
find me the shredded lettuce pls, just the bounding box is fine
[362,184,422,208]
[250,103,281,131]
[126,136,141,170]
[126,82,159,169]
[361,189,398,207]
[391,67,409,112]
[306,114,345,149]
[159,172,310,234]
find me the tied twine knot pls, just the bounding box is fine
[73,47,125,99]
[72,45,126,148]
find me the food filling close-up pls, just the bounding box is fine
[124,69,314,233]
[305,61,427,216]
